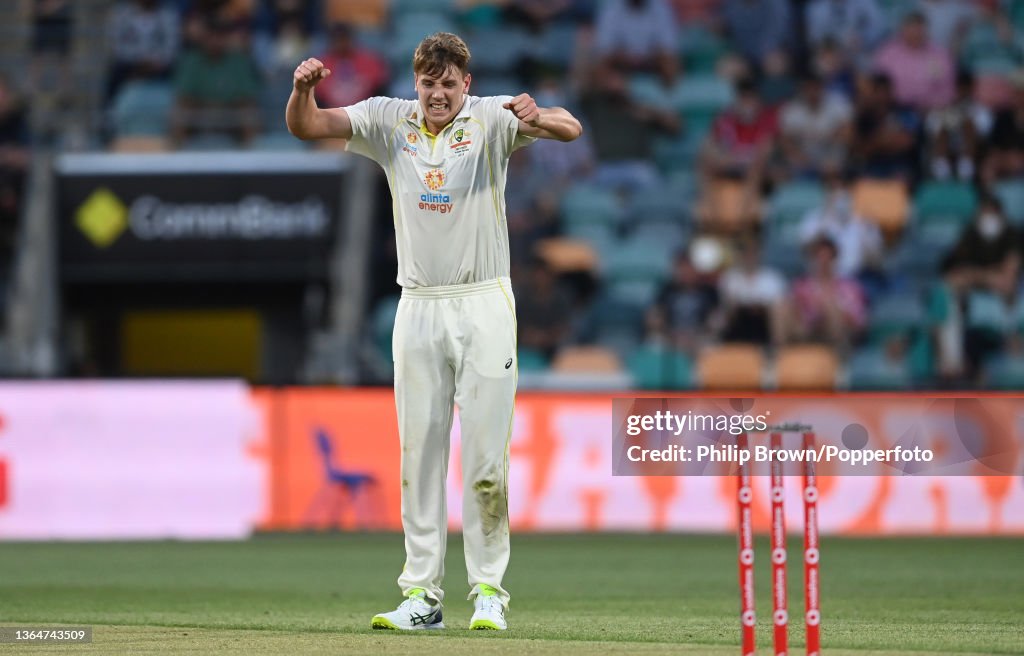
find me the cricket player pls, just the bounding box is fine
[285,32,582,631]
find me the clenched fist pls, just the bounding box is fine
[293,58,331,93]
[503,93,540,126]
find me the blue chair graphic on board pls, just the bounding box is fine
[304,428,380,530]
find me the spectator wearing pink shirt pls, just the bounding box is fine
[787,235,867,352]
[874,11,955,112]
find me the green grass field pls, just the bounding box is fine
[0,533,1021,655]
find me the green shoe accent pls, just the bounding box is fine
[371,615,399,630]
[478,584,498,597]
[470,618,502,630]
[408,588,426,598]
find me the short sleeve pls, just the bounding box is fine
[343,96,396,166]
[483,96,537,160]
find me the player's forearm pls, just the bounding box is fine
[533,107,583,142]
[286,88,328,140]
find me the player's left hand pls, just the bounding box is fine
[503,93,541,126]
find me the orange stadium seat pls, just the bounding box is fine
[852,178,909,235]
[324,0,388,28]
[696,344,764,390]
[551,346,623,374]
[533,238,599,275]
[775,344,839,390]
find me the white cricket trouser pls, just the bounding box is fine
[393,277,517,609]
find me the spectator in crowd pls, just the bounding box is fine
[668,0,722,28]
[579,68,679,193]
[983,77,1024,184]
[917,0,975,50]
[787,234,868,352]
[105,0,181,101]
[0,76,29,255]
[516,256,574,360]
[646,250,719,355]
[959,0,1022,77]
[503,0,587,32]
[313,23,389,110]
[252,0,320,80]
[716,233,787,346]
[593,0,678,85]
[799,167,884,287]
[720,0,791,67]
[699,77,779,221]
[812,37,856,101]
[926,69,992,181]
[171,17,262,147]
[851,73,921,180]
[779,72,853,179]
[32,0,73,56]
[758,49,797,107]
[874,11,955,112]
[937,194,1022,381]
[805,0,886,58]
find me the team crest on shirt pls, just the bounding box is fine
[424,168,446,191]
[402,132,418,157]
[448,128,473,157]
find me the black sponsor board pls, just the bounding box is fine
[56,152,347,281]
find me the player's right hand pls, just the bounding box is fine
[293,58,331,92]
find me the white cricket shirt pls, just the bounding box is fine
[344,95,535,288]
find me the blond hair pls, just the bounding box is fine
[412,32,471,78]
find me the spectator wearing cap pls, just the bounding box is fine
[646,250,720,355]
[874,11,956,112]
[314,23,389,110]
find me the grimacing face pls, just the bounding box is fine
[415,67,471,133]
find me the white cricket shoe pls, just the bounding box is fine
[371,589,444,630]
[469,584,507,630]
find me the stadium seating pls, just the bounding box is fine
[775,344,840,390]
[696,344,764,390]
[551,345,624,374]
[628,345,692,390]
[853,179,910,234]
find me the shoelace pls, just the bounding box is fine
[478,595,503,615]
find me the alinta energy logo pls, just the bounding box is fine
[76,187,128,248]
[419,168,453,214]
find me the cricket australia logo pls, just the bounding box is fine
[448,128,472,157]
[420,168,453,214]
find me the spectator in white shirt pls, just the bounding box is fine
[780,72,853,179]
[716,233,787,346]
[799,167,884,280]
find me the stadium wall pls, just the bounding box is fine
[0,383,1021,539]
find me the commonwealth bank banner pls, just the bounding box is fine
[55,152,348,281]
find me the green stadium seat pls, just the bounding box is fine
[516,347,549,373]
[769,181,826,223]
[994,180,1024,225]
[914,181,978,222]
[560,183,624,228]
[371,295,401,362]
[984,355,1024,389]
[111,81,173,137]
[628,345,692,390]
[867,292,926,344]
[847,347,913,390]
